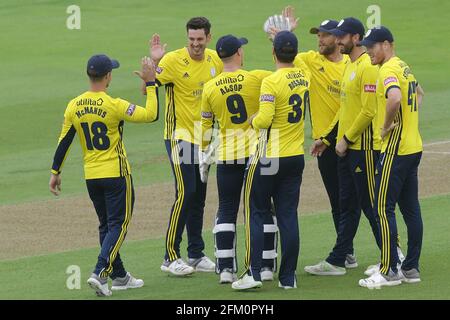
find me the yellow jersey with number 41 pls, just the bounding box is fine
[377,56,422,155]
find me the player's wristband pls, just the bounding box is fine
[320,137,331,147]
[343,135,353,145]
[145,81,156,87]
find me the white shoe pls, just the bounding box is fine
[364,263,381,276]
[219,269,237,284]
[111,272,144,290]
[188,256,215,272]
[278,279,297,289]
[161,259,195,276]
[304,261,346,276]
[232,274,262,290]
[260,267,274,281]
[359,271,402,289]
[364,262,403,276]
[87,274,112,297]
[345,254,358,268]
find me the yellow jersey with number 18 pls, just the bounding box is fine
[377,56,422,155]
[51,85,158,179]
[156,47,223,144]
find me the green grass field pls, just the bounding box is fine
[0,0,449,300]
[1,194,449,300]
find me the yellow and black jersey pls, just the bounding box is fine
[201,69,272,161]
[51,85,158,179]
[252,67,310,158]
[324,53,381,150]
[377,56,422,155]
[156,47,223,144]
[295,51,349,139]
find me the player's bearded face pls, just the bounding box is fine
[317,32,337,55]
[187,29,211,59]
[337,34,354,54]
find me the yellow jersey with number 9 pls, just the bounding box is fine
[201,69,272,161]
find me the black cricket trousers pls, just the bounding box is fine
[86,175,134,279]
[164,139,207,262]
[244,155,304,287]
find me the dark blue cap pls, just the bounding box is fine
[310,19,339,34]
[329,17,365,38]
[87,54,120,77]
[358,26,394,47]
[273,31,298,55]
[216,35,248,59]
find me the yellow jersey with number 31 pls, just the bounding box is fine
[253,67,310,158]
[377,56,422,155]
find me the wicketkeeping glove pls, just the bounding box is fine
[263,14,291,39]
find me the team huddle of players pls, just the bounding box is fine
[50,6,424,296]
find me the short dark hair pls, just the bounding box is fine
[186,17,211,35]
[275,52,296,63]
[87,70,108,82]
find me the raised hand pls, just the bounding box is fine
[150,33,167,64]
[134,56,156,82]
[282,5,299,31]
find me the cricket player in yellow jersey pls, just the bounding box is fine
[280,6,356,266]
[232,31,309,290]
[49,55,158,296]
[200,34,277,284]
[305,18,387,276]
[149,17,223,276]
[358,27,424,288]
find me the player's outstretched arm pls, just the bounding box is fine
[123,57,159,123]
